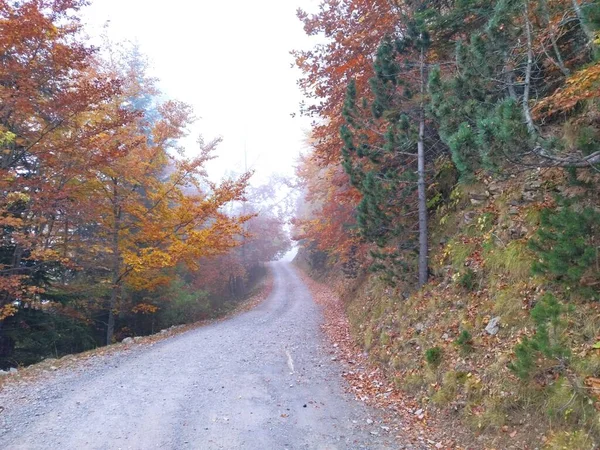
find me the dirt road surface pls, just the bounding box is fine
[0,263,401,449]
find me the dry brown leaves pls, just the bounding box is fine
[296,269,459,450]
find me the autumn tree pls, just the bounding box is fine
[0,1,255,355]
[0,0,125,353]
[81,96,251,342]
[292,0,398,265]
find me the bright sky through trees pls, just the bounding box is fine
[82,0,316,183]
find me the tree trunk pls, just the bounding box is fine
[523,1,537,135]
[540,0,570,76]
[417,44,429,288]
[106,180,121,345]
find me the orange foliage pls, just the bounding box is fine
[292,1,397,257]
[533,61,600,119]
[0,0,124,315]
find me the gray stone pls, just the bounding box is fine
[0,370,8,376]
[521,191,539,202]
[524,181,542,191]
[463,212,477,224]
[122,337,134,345]
[485,317,501,335]
[9,367,17,374]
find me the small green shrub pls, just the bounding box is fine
[158,280,210,327]
[458,268,477,290]
[508,294,571,379]
[455,330,474,353]
[425,346,443,366]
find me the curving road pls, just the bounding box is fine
[0,262,397,449]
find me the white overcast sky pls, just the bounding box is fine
[81,0,318,184]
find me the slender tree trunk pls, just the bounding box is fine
[540,0,570,76]
[523,1,537,135]
[417,44,428,288]
[107,180,121,345]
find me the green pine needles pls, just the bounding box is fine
[529,205,600,300]
[509,294,571,380]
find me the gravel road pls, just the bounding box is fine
[0,262,399,450]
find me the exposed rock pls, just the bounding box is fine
[0,370,8,376]
[521,190,540,202]
[488,183,502,196]
[524,181,542,191]
[508,207,519,215]
[471,193,489,201]
[470,198,485,206]
[415,323,425,333]
[509,225,528,239]
[485,317,501,336]
[133,336,143,343]
[122,337,134,345]
[442,333,449,340]
[463,211,477,224]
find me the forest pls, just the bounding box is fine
[2,0,600,447]
[292,0,600,447]
[0,0,290,368]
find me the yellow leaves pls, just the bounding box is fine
[124,248,174,272]
[0,130,16,146]
[27,248,69,264]
[131,303,159,314]
[0,303,18,320]
[5,191,31,204]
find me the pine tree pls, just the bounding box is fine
[529,204,600,300]
[341,15,441,286]
[428,0,599,176]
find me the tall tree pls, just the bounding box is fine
[341,13,440,286]
[0,0,123,336]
